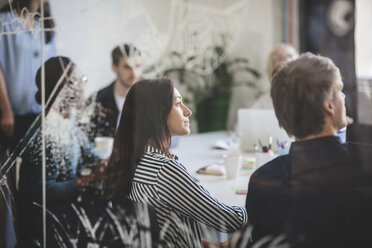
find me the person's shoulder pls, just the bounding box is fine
[141,147,186,171]
[345,141,372,149]
[88,82,114,102]
[345,141,372,161]
[141,150,172,168]
[252,155,289,180]
[145,151,187,174]
[97,82,114,95]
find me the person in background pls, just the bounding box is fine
[85,43,141,141]
[103,78,247,247]
[251,43,298,109]
[0,1,56,247]
[228,43,298,131]
[0,0,56,152]
[18,56,107,247]
[245,53,372,247]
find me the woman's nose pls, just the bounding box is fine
[183,104,192,117]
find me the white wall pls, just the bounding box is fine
[50,0,279,87]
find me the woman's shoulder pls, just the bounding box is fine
[142,146,173,162]
[141,151,173,168]
[141,146,189,175]
[141,150,181,171]
[134,152,176,185]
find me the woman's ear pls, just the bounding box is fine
[112,64,118,74]
[323,98,334,116]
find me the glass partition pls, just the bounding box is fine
[0,1,260,246]
[0,0,369,247]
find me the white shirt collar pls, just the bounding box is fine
[113,91,125,129]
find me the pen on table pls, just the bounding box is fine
[258,139,269,153]
[277,140,289,150]
[258,139,264,150]
[276,139,283,149]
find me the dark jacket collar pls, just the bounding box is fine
[289,136,342,153]
[96,81,119,114]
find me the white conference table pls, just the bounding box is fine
[171,131,256,207]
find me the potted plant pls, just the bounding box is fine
[161,45,261,132]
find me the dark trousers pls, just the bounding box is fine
[0,113,39,153]
[0,113,38,248]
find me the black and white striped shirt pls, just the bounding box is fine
[129,146,248,247]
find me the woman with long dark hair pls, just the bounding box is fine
[104,78,247,247]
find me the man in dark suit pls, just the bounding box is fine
[85,43,141,141]
[245,53,372,248]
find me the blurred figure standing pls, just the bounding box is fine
[0,0,56,152]
[0,1,56,247]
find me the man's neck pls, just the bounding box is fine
[114,79,129,98]
[296,119,339,141]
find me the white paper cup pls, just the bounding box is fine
[255,152,275,168]
[94,136,114,159]
[224,153,242,179]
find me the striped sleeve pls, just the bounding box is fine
[156,159,248,233]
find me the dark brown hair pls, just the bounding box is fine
[35,56,73,106]
[271,52,339,139]
[111,43,141,66]
[103,78,174,199]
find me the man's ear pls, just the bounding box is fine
[112,64,118,74]
[323,98,334,115]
